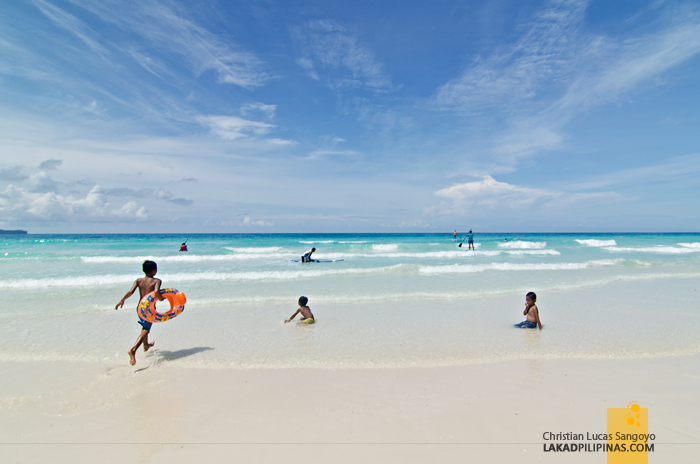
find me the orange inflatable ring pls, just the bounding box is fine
[138,288,186,323]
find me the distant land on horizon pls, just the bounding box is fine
[0,229,27,234]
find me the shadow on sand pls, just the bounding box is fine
[155,346,214,361]
[130,346,214,373]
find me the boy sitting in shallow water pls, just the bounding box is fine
[115,260,165,365]
[285,296,315,325]
[515,291,542,330]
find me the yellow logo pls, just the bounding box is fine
[607,401,649,463]
[624,401,643,427]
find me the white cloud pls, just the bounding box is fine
[437,0,588,108]
[436,0,700,161]
[555,21,700,113]
[436,176,558,205]
[125,48,169,77]
[28,172,60,193]
[39,158,63,170]
[240,102,276,119]
[68,0,269,89]
[434,175,619,213]
[295,20,391,91]
[379,221,432,229]
[492,124,565,158]
[0,184,149,221]
[0,166,28,181]
[268,138,297,146]
[296,57,319,80]
[561,153,700,191]
[306,149,358,160]
[197,116,275,140]
[242,216,273,227]
[32,0,108,56]
[99,186,193,206]
[114,200,148,219]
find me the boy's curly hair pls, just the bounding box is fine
[143,260,157,274]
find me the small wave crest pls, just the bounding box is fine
[299,240,334,244]
[82,254,270,263]
[418,259,622,275]
[223,247,284,253]
[294,250,502,259]
[0,265,410,289]
[498,241,546,249]
[678,242,700,249]
[372,244,399,251]
[604,246,700,254]
[576,239,617,247]
[0,274,136,289]
[505,250,560,256]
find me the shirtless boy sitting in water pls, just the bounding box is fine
[115,260,164,365]
[515,291,542,330]
[285,296,315,325]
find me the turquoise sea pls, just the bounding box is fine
[1,233,699,368]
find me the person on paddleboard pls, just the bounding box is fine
[301,247,316,263]
[179,242,188,252]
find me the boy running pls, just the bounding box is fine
[115,260,164,365]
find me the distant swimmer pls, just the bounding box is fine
[301,247,316,263]
[285,296,315,325]
[179,242,188,252]
[515,292,542,330]
[467,229,474,250]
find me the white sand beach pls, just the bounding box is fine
[2,353,699,463]
[3,234,700,462]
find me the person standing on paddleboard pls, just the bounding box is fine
[467,230,474,250]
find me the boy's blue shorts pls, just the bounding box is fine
[138,318,152,331]
[515,321,537,329]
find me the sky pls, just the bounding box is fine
[1,0,699,233]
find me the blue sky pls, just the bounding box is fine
[1,0,699,233]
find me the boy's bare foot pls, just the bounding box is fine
[128,349,136,366]
[143,342,155,352]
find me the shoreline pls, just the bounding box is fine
[2,354,699,463]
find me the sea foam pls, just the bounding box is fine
[223,247,285,253]
[0,265,410,289]
[81,254,271,263]
[505,250,560,256]
[576,239,617,247]
[418,259,622,275]
[604,246,700,254]
[498,241,546,249]
[372,244,399,251]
